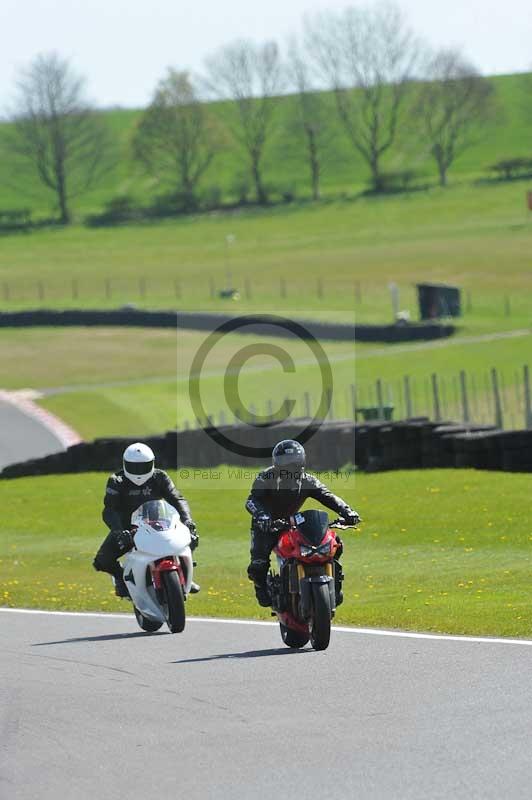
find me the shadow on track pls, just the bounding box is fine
[172,647,310,664]
[32,631,167,646]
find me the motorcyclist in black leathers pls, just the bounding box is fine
[93,442,199,598]
[246,439,360,607]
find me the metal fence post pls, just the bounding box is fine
[459,370,470,424]
[350,384,356,420]
[326,387,334,420]
[524,365,532,428]
[491,368,504,429]
[431,373,441,422]
[376,379,384,420]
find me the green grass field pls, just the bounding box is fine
[1,181,532,327]
[1,167,532,439]
[1,323,530,438]
[1,468,531,638]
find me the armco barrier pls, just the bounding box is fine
[0,308,455,343]
[2,419,532,479]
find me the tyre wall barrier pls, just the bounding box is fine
[0,308,455,343]
[2,419,532,479]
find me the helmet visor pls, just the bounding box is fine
[274,453,305,469]
[124,459,154,476]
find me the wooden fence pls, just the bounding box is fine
[191,365,532,433]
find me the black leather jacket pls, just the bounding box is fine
[245,466,352,522]
[102,469,193,530]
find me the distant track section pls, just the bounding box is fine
[0,308,454,343]
[0,391,81,471]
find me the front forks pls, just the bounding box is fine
[296,562,336,619]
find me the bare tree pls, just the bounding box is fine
[306,2,418,192]
[133,70,220,210]
[5,53,111,224]
[415,50,495,186]
[286,42,333,200]
[205,40,283,204]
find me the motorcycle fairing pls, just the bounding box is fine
[122,509,194,622]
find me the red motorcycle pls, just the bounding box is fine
[267,509,356,651]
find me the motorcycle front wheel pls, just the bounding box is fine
[280,622,309,649]
[161,571,186,633]
[134,607,163,633]
[309,583,332,651]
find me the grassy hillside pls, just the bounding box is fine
[2,469,532,637]
[0,73,530,218]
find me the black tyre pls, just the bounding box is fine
[280,622,309,649]
[134,607,163,633]
[309,583,331,651]
[161,570,186,633]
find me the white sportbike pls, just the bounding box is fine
[122,499,195,633]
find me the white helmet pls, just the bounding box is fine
[123,442,155,486]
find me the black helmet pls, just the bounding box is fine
[272,440,306,471]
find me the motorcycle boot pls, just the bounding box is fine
[112,564,131,599]
[247,559,272,607]
[334,559,344,606]
[254,582,271,607]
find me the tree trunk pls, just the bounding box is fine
[432,144,448,187]
[182,177,197,211]
[370,154,382,193]
[307,129,321,201]
[251,157,267,205]
[57,173,70,224]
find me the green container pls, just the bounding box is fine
[356,405,394,422]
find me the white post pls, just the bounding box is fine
[389,282,399,320]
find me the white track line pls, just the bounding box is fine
[2,606,532,647]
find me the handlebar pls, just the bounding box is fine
[330,520,358,530]
[270,516,359,533]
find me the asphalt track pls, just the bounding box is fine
[0,398,64,471]
[2,608,532,799]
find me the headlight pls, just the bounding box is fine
[300,541,331,557]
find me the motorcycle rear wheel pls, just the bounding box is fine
[134,607,163,633]
[280,622,309,649]
[161,570,186,633]
[309,583,331,651]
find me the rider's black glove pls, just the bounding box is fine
[341,507,360,526]
[185,520,199,550]
[254,514,272,534]
[115,529,135,555]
